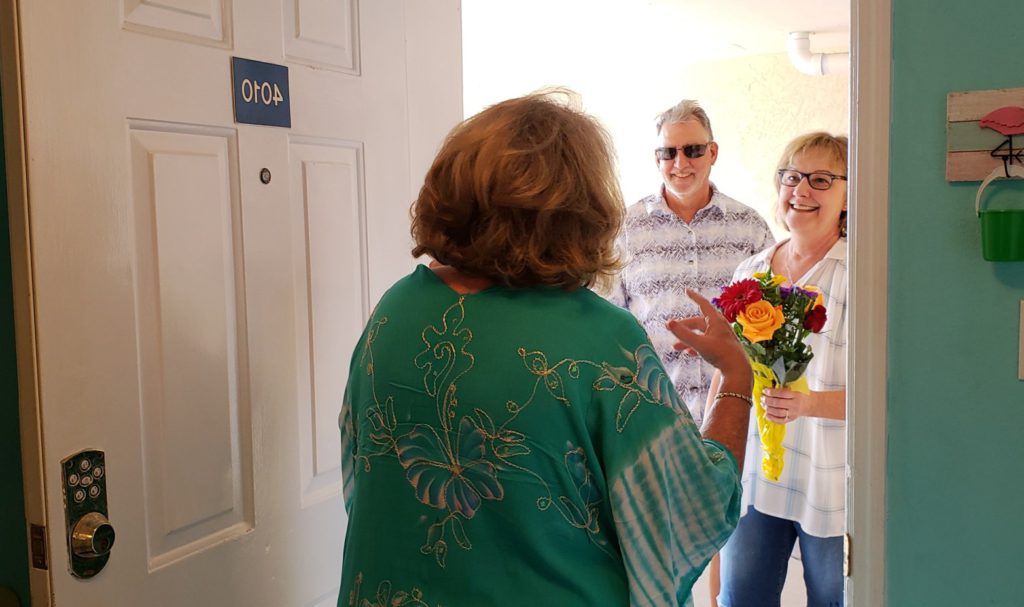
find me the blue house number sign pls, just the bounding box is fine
[231,57,291,128]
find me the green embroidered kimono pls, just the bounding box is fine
[339,265,741,606]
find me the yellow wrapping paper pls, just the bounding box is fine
[751,361,809,481]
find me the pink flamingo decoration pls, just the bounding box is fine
[980,106,1024,174]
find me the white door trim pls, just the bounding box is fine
[848,0,891,605]
[1,1,51,604]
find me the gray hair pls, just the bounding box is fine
[654,99,714,140]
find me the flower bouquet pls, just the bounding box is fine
[712,270,827,481]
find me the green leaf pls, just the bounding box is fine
[450,517,472,550]
[494,443,531,458]
[542,370,568,403]
[367,408,385,431]
[369,431,393,446]
[497,429,526,443]
[559,495,585,524]
[616,391,642,431]
[750,342,768,358]
[420,521,444,554]
[586,506,601,533]
[434,540,448,568]
[474,408,495,436]
[384,397,397,430]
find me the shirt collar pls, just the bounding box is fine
[825,237,848,260]
[645,182,724,217]
[771,237,848,262]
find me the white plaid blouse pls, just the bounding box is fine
[733,238,848,538]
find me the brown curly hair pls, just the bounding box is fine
[410,89,624,290]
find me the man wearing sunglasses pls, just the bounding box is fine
[607,99,774,427]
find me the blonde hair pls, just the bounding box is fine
[411,89,624,290]
[774,132,849,235]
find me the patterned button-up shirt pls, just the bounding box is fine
[607,185,775,426]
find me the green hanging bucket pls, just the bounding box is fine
[975,165,1024,261]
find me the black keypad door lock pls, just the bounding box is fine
[61,449,115,578]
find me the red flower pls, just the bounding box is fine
[713,279,762,322]
[803,304,827,333]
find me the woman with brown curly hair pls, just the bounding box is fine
[338,90,753,606]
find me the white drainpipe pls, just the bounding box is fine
[786,31,850,76]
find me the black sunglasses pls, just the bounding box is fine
[655,143,711,161]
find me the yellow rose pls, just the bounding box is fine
[737,300,785,343]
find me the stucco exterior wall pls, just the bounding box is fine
[464,48,849,236]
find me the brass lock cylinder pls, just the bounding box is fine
[71,512,116,558]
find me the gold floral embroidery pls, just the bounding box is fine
[353,298,683,567]
[349,573,437,607]
[555,447,604,538]
[592,343,682,431]
[516,342,682,431]
[355,318,398,473]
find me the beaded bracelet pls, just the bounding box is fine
[714,391,754,408]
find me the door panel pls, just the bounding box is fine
[283,0,359,72]
[128,124,255,569]
[289,138,365,506]
[15,1,461,604]
[122,0,232,47]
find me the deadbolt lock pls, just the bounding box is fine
[61,449,115,578]
[71,512,115,558]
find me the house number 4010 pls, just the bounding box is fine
[240,79,284,107]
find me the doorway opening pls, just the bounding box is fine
[461,1,888,605]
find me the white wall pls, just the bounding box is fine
[669,54,849,235]
[404,0,463,197]
[462,5,849,237]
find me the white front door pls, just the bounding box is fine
[14,1,460,605]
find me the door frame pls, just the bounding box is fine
[5,1,889,605]
[847,0,891,605]
[1,0,50,604]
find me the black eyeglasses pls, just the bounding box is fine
[655,143,711,161]
[777,169,847,191]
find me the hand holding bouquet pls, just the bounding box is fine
[712,270,827,480]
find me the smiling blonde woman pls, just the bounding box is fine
[711,132,850,607]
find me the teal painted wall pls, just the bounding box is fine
[0,76,30,604]
[889,1,1024,606]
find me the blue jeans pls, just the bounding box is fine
[718,507,844,607]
